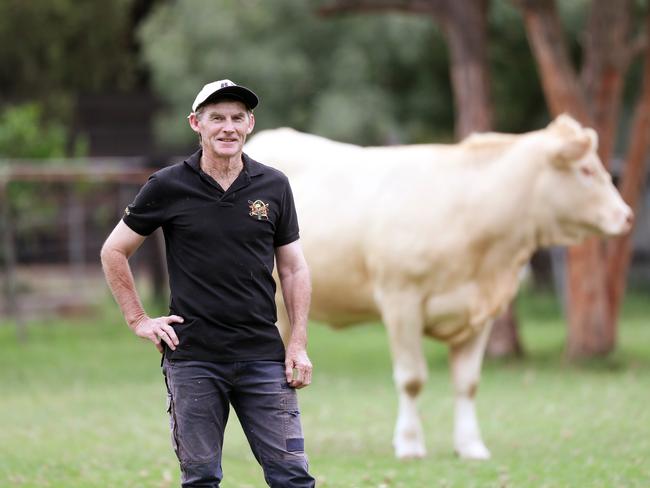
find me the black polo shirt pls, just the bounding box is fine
[123,150,299,362]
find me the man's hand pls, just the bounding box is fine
[132,315,183,353]
[285,341,313,389]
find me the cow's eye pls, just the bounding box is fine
[579,165,595,177]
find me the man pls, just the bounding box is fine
[100,79,315,487]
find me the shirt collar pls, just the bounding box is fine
[242,152,265,177]
[184,149,265,178]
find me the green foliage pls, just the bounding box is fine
[0,102,89,161]
[0,0,139,101]
[138,0,453,148]
[0,0,140,133]
[489,0,548,132]
[140,0,645,150]
[0,103,88,255]
[0,103,69,159]
[2,0,643,155]
[1,291,649,486]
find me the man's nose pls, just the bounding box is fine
[222,119,235,131]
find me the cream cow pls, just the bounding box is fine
[245,115,633,460]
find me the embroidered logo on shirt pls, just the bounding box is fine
[248,199,269,220]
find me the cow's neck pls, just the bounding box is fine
[462,154,541,255]
[445,146,547,310]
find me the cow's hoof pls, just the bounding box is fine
[455,441,491,460]
[394,442,427,460]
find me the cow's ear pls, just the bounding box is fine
[548,113,582,133]
[552,132,592,167]
[584,127,599,152]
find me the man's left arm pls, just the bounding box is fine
[276,240,312,389]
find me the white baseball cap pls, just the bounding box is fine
[191,79,259,112]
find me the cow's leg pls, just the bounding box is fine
[380,295,428,459]
[449,321,493,460]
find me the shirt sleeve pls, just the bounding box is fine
[122,174,166,236]
[274,176,300,247]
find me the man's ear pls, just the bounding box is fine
[188,113,200,133]
[247,113,255,134]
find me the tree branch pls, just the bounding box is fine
[579,0,632,166]
[518,0,589,122]
[606,11,650,318]
[623,31,648,67]
[318,0,442,16]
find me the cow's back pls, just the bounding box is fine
[246,129,384,323]
[246,129,476,326]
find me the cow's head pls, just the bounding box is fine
[534,114,633,246]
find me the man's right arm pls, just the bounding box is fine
[100,220,181,353]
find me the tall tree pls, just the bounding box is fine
[519,0,649,357]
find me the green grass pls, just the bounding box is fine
[1,291,649,487]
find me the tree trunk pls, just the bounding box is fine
[565,239,612,356]
[486,302,524,357]
[580,0,632,168]
[440,0,493,138]
[520,0,641,358]
[520,0,589,122]
[606,12,650,324]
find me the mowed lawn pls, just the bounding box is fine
[1,292,649,488]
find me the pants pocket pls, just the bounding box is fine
[281,384,304,453]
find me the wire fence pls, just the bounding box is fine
[0,160,168,339]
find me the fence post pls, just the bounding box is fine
[67,186,86,291]
[0,179,26,341]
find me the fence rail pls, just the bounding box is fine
[0,161,165,340]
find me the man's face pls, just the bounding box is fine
[189,99,255,159]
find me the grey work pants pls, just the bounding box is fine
[163,358,315,488]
